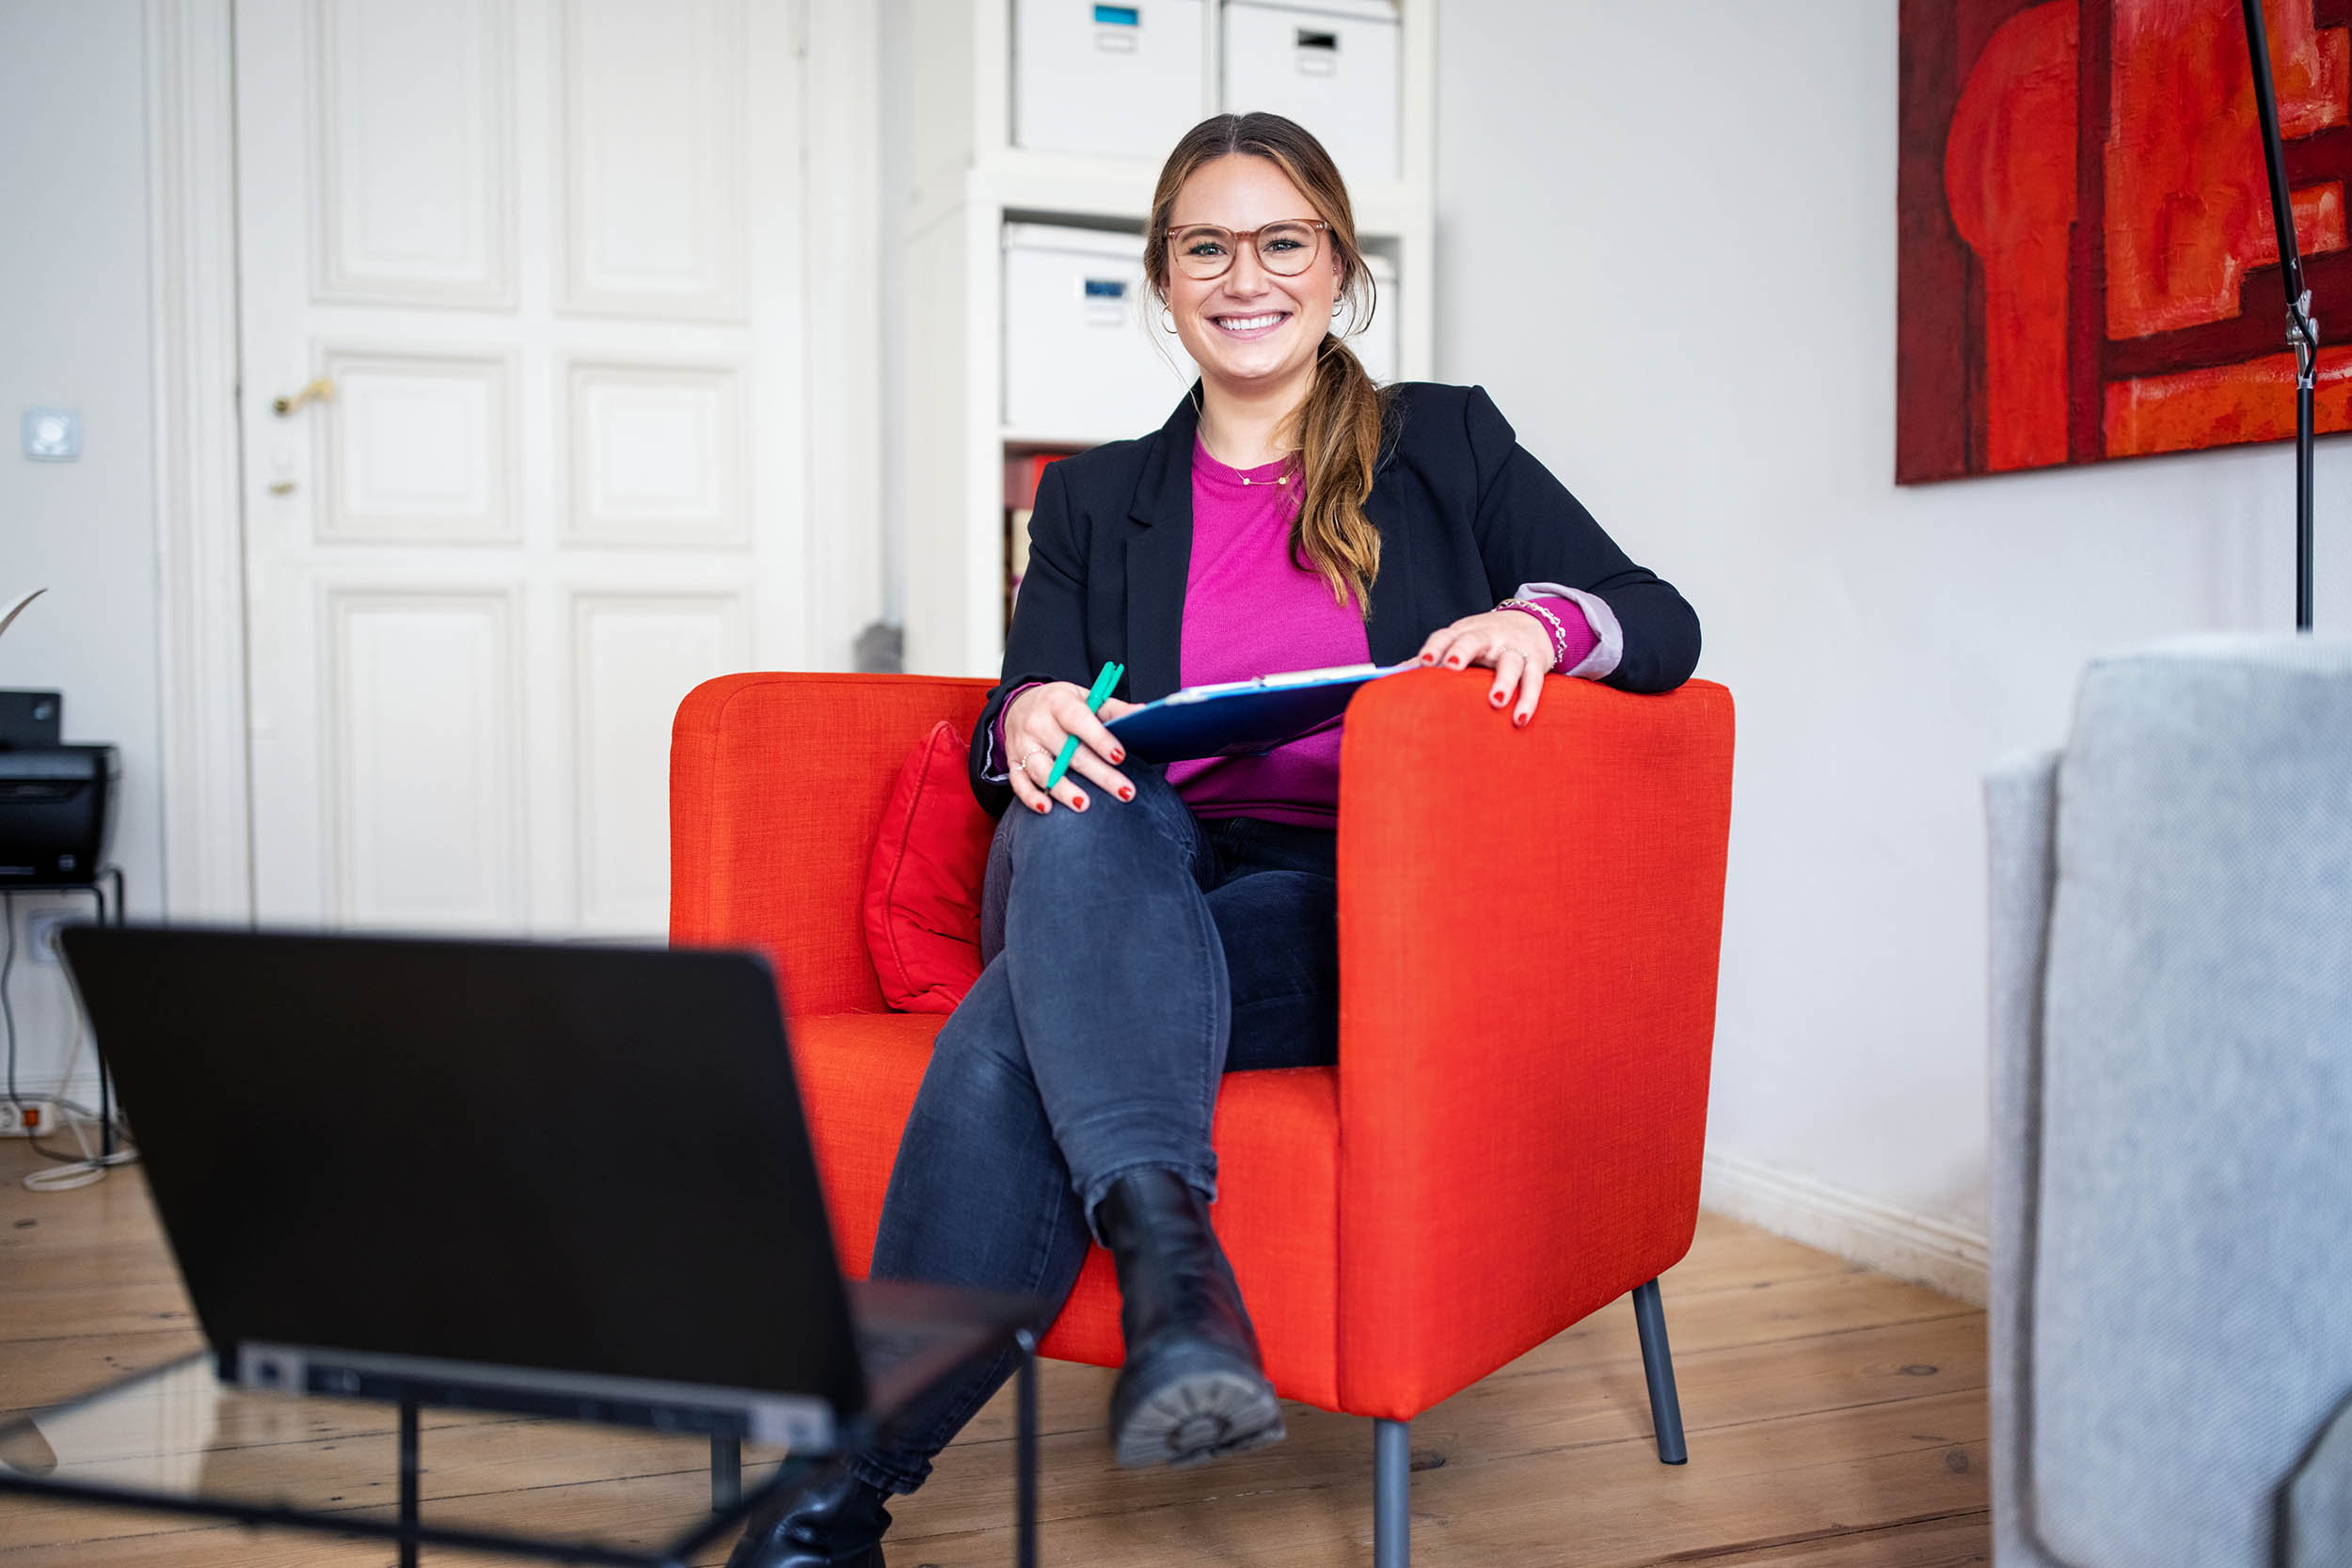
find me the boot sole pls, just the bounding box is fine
[1112,1363,1287,1469]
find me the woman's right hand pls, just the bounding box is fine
[1004,682,1139,815]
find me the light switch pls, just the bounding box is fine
[22,408,80,462]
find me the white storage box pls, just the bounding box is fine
[1221,0,1399,187]
[1003,223,1200,441]
[1014,0,1209,162]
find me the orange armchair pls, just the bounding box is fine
[671,668,1735,1564]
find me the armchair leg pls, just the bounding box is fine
[1375,1418,1410,1568]
[1631,1277,1688,1465]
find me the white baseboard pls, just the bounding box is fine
[1700,1149,1989,1307]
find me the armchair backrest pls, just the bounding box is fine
[671,673,993,1016]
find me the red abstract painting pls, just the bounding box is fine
[1899,0,2352,481]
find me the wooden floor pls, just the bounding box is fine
[0,1140,1990,1566]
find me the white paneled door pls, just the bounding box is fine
[234,0,808,936]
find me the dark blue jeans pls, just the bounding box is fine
[846,764,1339,1494]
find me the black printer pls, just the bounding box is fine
[0,691,118,886]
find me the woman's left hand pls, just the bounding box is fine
[1416,609,1557,727]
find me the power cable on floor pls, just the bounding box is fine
[0,892,136,1191]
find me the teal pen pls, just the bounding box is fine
[1047,660,1124,791]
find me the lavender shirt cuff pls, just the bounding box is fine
[981,680,1045,783]
[1514,581,1621,680]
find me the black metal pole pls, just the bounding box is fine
[398,1397,421,1568]
[2243,0,2318,631]
[2301,376,2317,627]
[708,1433,740,1513]
[96,868,121,1160]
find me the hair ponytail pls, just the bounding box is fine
[1287,332,1386,610]
[1143,112,1394,612]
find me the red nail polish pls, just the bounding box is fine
[1032,800,1048,814]
[1119,786,1134,801]
[1490,692,1505,706]
[1072,794,1088,811]
[1514,713,1529,728]
[1110,751,1125,764]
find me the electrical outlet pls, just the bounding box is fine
[21,909,77,965]
[0,1100,58,1137]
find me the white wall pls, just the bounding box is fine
[879,0,914,630]
[0,0,162,1101]
[1435,0,2347,1287]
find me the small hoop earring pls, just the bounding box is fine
[1161,309,1176,333]
[1332,300,1344,318]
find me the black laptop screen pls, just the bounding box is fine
[62,927,866,1418]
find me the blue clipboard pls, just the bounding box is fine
[1104,660,1422,765]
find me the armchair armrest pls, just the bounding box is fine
[1333,670,1735,1418]
[670,673,994,1017]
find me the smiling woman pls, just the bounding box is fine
[1147,120,1383,613]
[720,112,1702,1568]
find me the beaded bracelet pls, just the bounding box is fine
[1496,597,1569,672]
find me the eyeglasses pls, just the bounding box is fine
[1165,219,1332,280]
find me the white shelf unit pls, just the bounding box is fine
[897,0,1438,677]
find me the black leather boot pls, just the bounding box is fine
[1095,1168,1286,1468]
[722,1461,892,1568]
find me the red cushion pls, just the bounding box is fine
[862,721,994,1011]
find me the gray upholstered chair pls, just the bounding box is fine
[1986,635,2352,1568]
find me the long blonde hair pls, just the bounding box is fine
[1142,113,1392,613]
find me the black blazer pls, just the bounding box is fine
[967,380,1701,816]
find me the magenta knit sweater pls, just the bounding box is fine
[1162,445,1374,827]
[1166,440,1592,828]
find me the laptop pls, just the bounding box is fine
[58,927,1032,1452]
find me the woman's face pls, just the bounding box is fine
[1163,155,1344,397]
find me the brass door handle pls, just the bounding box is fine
[272,377,336,417]
[267,480,297,495]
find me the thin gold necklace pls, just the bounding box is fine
[1199,430,1296,485]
